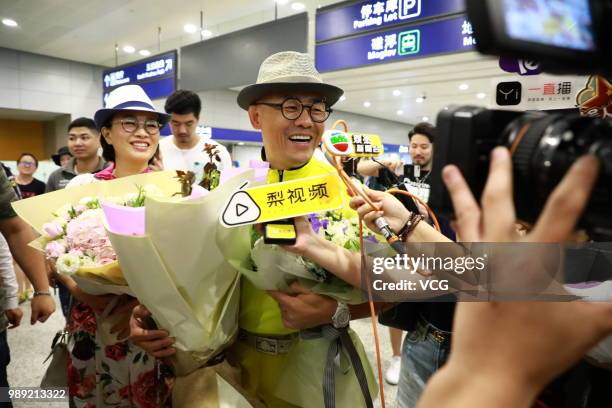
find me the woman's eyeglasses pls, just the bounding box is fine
[113,117,162,135]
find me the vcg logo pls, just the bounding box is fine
[399,0,421,20]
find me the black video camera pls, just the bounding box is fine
[429,0,612,240]
[430,107,612,239]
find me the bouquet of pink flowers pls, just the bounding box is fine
[42,186,163,287]
[11,171,190,296]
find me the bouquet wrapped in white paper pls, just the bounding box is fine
[104,171,254,377]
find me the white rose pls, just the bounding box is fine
[143,184,163,197]
[105,196,125,205]
[76,208,103,221]
[80,256,96,267]
[78,196,95,206]
[54,204,74,220]
[56,254,81,275]
[123,192,139,203]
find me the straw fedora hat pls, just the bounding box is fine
[237,51,343,110]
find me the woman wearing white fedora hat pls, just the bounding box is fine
[53,84,172,408]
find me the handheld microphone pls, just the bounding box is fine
[322,129,407,255]
[352,179,407,255]
[374,217,407,255]
[322,130,383,158]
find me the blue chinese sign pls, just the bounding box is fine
[102,51,177,104]
[316,0,465,42]
[316,15,475,72]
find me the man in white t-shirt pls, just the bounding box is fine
[159,90,232,189]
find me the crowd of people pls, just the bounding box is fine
[0,50,611,408]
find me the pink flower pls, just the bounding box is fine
[68,249,84,257]
[45,240,66,259]
[95,245,116,261]
[65,209,116,265]
[42,222,63,239]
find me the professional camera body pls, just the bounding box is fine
[429,0,612,239]
[430,107,612,238]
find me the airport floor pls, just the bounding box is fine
[7,294,398,408]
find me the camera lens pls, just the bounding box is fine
[501,113,612,238]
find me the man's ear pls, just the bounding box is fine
[248,106,262,130]
[101,127,112,145]
[93,131,102,148]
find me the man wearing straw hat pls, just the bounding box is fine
[229,51,377,407]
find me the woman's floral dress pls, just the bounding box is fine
[65,165,174,407]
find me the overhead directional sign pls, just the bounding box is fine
[316,0,465,42]
[220,174,344,227]
[316,15,475,72]
[102,50,177,104]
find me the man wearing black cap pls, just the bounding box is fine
[46,117,106,193]
[51,146,72,168]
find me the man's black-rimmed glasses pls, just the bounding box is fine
[254,98,332,123]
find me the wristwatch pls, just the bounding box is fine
[332,302,350,328]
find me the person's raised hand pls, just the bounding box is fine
[280,217,319,257]
[349,187,410,234]
[129,304,176,358]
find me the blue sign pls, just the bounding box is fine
[382,143,407,154]
[316,15,475,72]
[102,51,177,104]
[212,127,262,143]
[316,0,465,43]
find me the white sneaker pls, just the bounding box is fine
[385,355,401,385]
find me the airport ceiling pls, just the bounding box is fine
[0,0,503,126]
[0,0,333,66]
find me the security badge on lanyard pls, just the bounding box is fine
[404,165,431,203]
